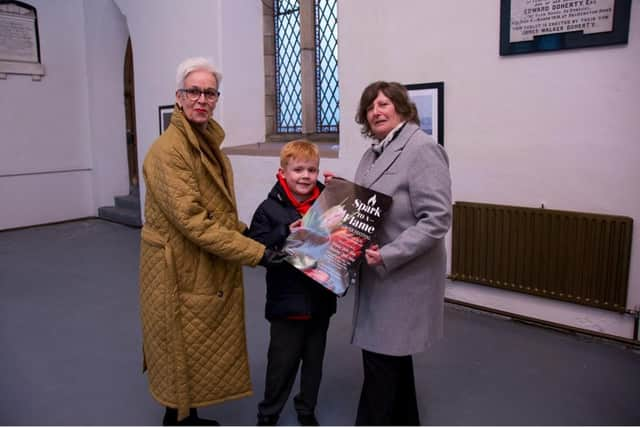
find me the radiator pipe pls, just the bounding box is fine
[623,307,640,341]
[446,298,640,347]
[631,309,640,341]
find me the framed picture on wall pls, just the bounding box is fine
[499,0,631,56]
[158,104,173,135]
[405,82,444,146]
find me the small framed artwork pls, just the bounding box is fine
[158,104,173,135]
[499,0,631,56]
[405,82,444,146]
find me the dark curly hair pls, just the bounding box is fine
[355,81,420,139]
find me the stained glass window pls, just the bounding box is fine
[273,0,338,135]
[274,0,302,133]
[315,0,339,133]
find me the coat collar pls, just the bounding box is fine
[170,105,235,205]
[356,121,421,188]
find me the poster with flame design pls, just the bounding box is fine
[284,177,392,296]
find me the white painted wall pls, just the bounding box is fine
[338,0,640,339]
[114,0,225,217]
[0,0,92,228]
[232,0,640,339]
[218,1,266,149]
[229,1,640,339]
[1,0,638,339]
[113,0,267,214]
[0,0,129,229]
[84,0,130,208]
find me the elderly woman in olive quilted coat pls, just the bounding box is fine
[139,57,266,425]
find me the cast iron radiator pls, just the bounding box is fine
[449,201,633,312]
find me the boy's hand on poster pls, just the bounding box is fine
[323,170,336,184]
[289,219,303,232]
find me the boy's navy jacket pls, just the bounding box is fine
[248,180,337,320]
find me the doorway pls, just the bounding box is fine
[124,37,139,192]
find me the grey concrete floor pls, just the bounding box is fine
[1,219,639,426]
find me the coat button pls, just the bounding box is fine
[217,290,224,298]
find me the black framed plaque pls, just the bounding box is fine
[500,0,631,56]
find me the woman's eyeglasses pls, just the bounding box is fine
[179,87,220,102]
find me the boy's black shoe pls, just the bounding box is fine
[257,414,279,426]
[297,413,319,426]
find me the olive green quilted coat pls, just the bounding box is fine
[139,107,265,420]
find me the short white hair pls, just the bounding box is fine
[175,57,222,91]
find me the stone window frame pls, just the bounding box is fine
[224,0,338,158]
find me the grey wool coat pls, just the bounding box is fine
[352,122,452,356]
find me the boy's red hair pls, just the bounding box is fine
[280,140,320,169]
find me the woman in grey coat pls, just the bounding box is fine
[352,81,452,425]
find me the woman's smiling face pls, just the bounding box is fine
[176,69,218,128]
[366,91,403,140]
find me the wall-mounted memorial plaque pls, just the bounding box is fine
[0,0,45,80]
[499,0,631,56]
